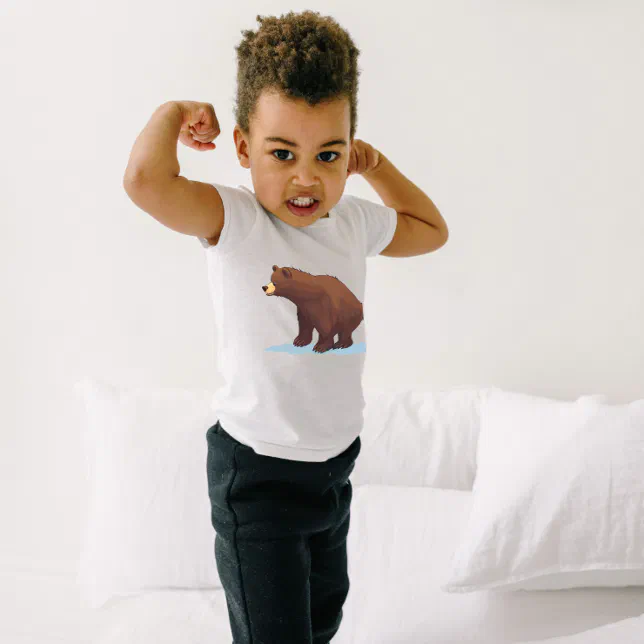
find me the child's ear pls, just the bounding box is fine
[233,124,251,169]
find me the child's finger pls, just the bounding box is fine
[358,147,367,173]
[369,149,379,170]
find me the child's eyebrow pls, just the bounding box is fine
[264,136,348,148]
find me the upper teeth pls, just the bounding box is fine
[289,197,315,206]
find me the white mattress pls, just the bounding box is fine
[89,586,644,644]
[8,485,643,643]
[91,485,644,644]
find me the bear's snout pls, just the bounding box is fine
[263,282,276,296]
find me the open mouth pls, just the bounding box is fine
[286,199,320,216]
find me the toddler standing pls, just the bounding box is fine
[124,9,448,643]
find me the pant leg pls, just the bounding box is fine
[214,530,312,643]
[309,478,353,644]
[206,420,361,644]
[206,422,313,643]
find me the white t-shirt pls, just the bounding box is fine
[197,183,397,462]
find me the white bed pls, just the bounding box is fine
[7,494,644,644]
[91,486,644,644]
[17,380,640,644]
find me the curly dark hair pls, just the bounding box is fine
[234,10,361,142]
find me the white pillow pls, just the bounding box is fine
[353,386,491,491]
[73,377,222,609]
[442,389,644,593]
[74,378,487,609]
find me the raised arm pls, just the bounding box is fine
[122,101,225,244]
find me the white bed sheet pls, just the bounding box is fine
[95,590,231,643]
[91,587,644,644]
[523,612,644,643]
[87,486,644,644]
[10,486,639,644]
[6,577,640,644]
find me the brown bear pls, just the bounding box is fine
[262,265,364,353]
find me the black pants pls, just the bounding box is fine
[206,420,361,644]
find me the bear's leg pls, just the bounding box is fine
[332,330,354,350]
[293,308,314,347]
[313,332,337,353]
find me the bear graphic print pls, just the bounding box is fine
[262,264,366,355]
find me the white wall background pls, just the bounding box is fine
[2,0,643,607]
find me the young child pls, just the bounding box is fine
[123,10,447,643]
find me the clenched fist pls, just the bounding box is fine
[176,101,221,151]
[347,139,383,176]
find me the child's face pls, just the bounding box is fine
[233,89,352,228]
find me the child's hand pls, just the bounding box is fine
[347,139,382,176]
[177,101,221,151]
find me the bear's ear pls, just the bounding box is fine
[272,264,278,271]
[281,268,292,279]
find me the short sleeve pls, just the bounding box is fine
[196,182,258,251]
[347,194,398,257]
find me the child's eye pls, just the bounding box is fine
[271,149,340,163]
